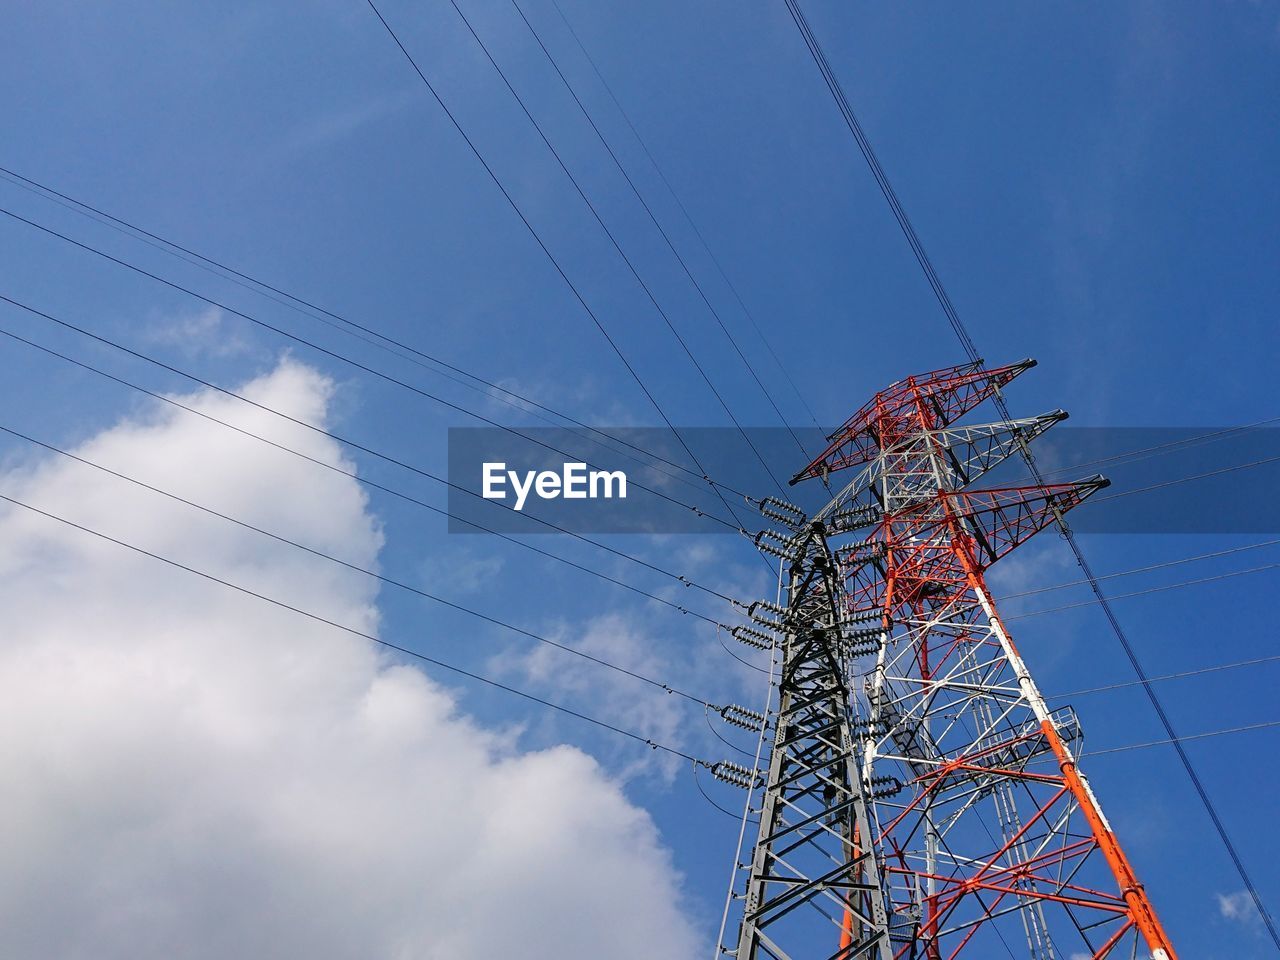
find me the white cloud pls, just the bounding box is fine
[503,612,695,781]
[1218,890,1263,929]
[146,305,256,358]
[0,360,701,959]
[418,546,506,595]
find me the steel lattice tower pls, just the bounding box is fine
[726,360,1175,960]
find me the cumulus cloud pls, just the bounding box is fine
[0,360,701,959]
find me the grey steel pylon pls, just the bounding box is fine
[733,523,893,960]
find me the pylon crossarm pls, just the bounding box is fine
[793,360,1037,484]
[729,361,1175,960]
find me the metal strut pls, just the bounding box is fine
[728,360,1175,960]
[735,524,893,960]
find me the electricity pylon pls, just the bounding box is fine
[724,360,1175,960]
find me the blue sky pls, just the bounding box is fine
[1,1,1278,956]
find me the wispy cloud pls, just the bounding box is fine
[418,546,505,595]
[1218,890,1264,929]
[145,305,257,359]
[271,87,419,160]
[500,611,696,781]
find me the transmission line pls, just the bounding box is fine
[439,0,789,496]
[0,489,702,764]
[1003,415,1280,487]
[1057,653,1280,701]
[0,205,751,527]
[781,0,1280,943]
[546,0,825,435]
[504,0,812,461]
[1007,563,1280,622]
[1091,453,1280,504]
[0,163,735,498]
[997,538,1280,602]
[362,0,767,548]
[20,291,1255,634]
[0,298,742,610]
[1088,721,1280,758]
[0,420,722,708]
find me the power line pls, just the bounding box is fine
[781,1,1280,945]
[1006,562,1280,622]
[1003,416,1280,487]
[361,0,767,548]
[996,538,1280,602]
[0,489,702,765]
[18,187,1265,550]
[505,0,812,462]
[0,204,750,527]
[0,420,721,708]
[1088,720,1280,757]
[0,298,742,610]
[1057,653,1280,701]
[781,0,975,357]
[1090,453,1280,504]
[546,0,825,435]
[43,415,1272,797]
[0,163,736,499]
[440,0,789,497]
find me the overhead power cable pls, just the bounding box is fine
[0,163,733,498]
[440,0,789,497]
[1002,415,1280,488]
[1089,453,1280,505]
[996,538,1280,602]
[780,0,1280,944]
[43,440,1268,786]
[0,322,729,620]
[781,0,975,355]
[0,297,741,610]
[546,0,825,435]
[1088,720,1280,757]
[0,489,702,764]
[361,0,767,548]
[0,420,720,708]
[1006,563,1280,622]
[505,0,811,461]
[1057,652,1280,701]
[0,205,749,528]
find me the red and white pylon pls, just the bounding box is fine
[726,360,1175,960]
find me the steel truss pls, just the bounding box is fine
[727,361,1175,960]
